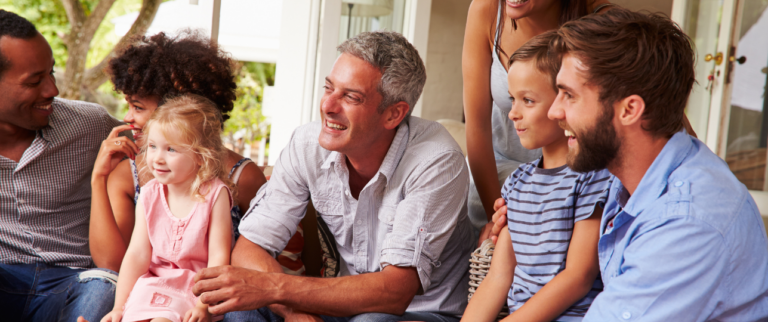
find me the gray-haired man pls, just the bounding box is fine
[192,31,473,322]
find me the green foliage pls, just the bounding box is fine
[1,0,72,68]
[223,61,275,155]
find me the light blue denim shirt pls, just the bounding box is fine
[585,131,768,321]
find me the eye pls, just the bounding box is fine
[149,144,156,149]
[345,94,361,103]
[167,147,176,153]
[323,85,332,92]
[524,98,534,104]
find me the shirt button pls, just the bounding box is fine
[179,222,185,227]
[18,199,24,204]
[622,311,631,319]
[356,220,362,225]
[674,181,683,187]
[344,190,350,196]
[176,235,182,240]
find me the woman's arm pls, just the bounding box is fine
[463,0,503,224]
[462,227,517,322]
[234,162,267,212]
[504,207,602,322]
[111,200,153,314]
[91,158,139,272]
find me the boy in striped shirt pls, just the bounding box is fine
[462,31,612,322]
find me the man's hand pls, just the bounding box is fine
[489,198,508,244]
[478,222,494,247]
[193,265,275,315]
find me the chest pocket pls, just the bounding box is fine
[312,193,347,246]
[378,205,396,235]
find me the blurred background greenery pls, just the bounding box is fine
[1,0,273,159]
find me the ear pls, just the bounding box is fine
[616,94,645,127]
[382,101,410,130]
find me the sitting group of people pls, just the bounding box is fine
[1,2,767,322]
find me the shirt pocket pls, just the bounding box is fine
[313,195,346,245]
[377,205,397,234]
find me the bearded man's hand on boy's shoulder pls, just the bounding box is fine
[490,198,508,244]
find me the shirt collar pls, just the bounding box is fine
[38,98,60,143]
[619,130,692,216]
[320,120,410,184]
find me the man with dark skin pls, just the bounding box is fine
[193,31,473,322]
[0,10,121,322]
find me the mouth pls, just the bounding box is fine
[507,0,530,7]
[325,120,348,131]
[131,127,143,138]
[33,103,53,114]
[564,129,577,146]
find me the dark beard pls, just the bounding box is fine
[568,106,620,173]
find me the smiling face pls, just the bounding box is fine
[507,60,562,150]
[505,0,559,20]
[318,53,389,156]
[145,125,200,188]
[548,54,620,172]
[123,94,160,144]
[0,34,59,132]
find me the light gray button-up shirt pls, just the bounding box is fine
[240,116,473,316]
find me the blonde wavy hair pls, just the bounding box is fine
[139,94,237,202]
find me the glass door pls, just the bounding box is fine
[722,0,768,191]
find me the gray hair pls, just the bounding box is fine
[337,31,426,118]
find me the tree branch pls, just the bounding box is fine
[59,0,86,47]
[82,0,163,91]
[82,0,118,38]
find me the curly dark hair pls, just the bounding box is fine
[107,30,237,121]
[0,10,39,79]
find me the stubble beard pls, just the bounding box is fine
[567,105,620,173]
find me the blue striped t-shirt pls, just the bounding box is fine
[501,158,613,321]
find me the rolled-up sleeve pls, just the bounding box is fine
[379,150,469,292]
[238,131,311,258]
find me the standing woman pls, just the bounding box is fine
[89,31,268,272]
[462,0,610,242]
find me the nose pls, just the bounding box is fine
[123,109,134,124]
[43,72,59,99]
[508,100,522,122]
[320,91,342,116]
[548,93,565,121]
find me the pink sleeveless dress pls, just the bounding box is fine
[122,178,230,322]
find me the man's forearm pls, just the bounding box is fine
[231,237,297,317]
[270,265,419,317]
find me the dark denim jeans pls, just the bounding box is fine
[225,307,460,322]
[0,263,117,322]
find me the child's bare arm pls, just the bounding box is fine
[207,188,233,268]
[102,201,153,322]
[183,188,233,322]
[462,227,517,322]
[504,206,602,322]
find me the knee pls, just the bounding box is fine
[76,268,118,295]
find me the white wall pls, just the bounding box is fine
[419,0,472,122]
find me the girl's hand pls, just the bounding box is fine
[99,309,123,322]
[183,304,212,322]
[92,124,140,181]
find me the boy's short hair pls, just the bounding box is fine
[508,30,561,92]
[551,7,696,138]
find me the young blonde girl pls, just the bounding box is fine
[102,95,235,322]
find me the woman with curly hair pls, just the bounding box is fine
[89,31,268,273]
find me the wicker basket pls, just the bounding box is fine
[468,239,509,321]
